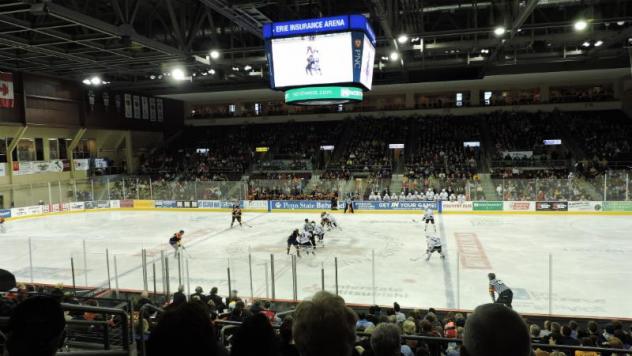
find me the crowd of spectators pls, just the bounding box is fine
[491,169,593,201]
[5,284,632,356]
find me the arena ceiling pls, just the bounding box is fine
[0,0,630,95]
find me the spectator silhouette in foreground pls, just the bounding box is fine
[231,312,279,356]
[293,291,357,356]
[461,303,531,356]
[371,322,414,356]
[5,296,66,356]
[147,301,226,356]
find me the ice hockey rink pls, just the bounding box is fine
[1,210,630,318]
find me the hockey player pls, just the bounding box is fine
[169,230,184,256]
[297,230,315,255]
[287,229,301,257]
[320,212,338,230]
[423,207,436,232]
[303,218,314,233]
[231,204,242,228]
[425,234,445,261]
[488,273,513,308]
[311,221,325,246]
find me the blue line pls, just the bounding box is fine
[438,214,456,308]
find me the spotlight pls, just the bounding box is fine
[201,71,208,76]
[244,65,252,71]
[149,75,156,80]
[616,21,625,26]
[158,75,163,79]
[210,50,220,59]
[192,73,197,77]
[82,79,91,85]
[582,41,591,47]
[494,26,506,36]
[90,76,102,85]
[390,51,399,61]
[594,40,603,47]
[574,20,588,31]
[171,68,185,80]
[232,66,240,71]
[209,69,216,75]
[397,34,408,44]
[380,56,389,61]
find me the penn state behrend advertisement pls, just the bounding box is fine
[271,32,353,88]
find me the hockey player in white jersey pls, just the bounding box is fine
[320,212,338,230]
[423,207,436,232]
[297,230,315,255]
[311,221,325,246]
[425,234,445,261]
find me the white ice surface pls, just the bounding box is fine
[1,211,631,318]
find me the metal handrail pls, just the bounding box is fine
[61,303,130,352]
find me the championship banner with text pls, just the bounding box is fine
[535,201,568,211]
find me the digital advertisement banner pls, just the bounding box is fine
[503,201,535,212]
[0,209,11,218]
[472,201,504,211]
[270,200,332,210]
[535,201,568,211]
[242,200,269,210]
[568,201,603,212]
[155,200,177,208]
[441,201,473,212]
[602,201,632,212]
[353,201,437,211]
[197,200,238,209]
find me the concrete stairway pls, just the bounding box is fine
[479,173,500,199]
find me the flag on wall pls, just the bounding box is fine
[0,72,15,109]
[133,95,141,119]
[123,94,132,118]
[141,96,149,120]
[149,98,156,121]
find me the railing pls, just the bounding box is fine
[490,159,570,168]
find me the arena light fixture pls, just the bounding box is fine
[149,75,156,80]
[617,21,625,26]
[397,34,408,44]
[494,26,506,36]
[210,49,220,59]
[82,79,91,85]
[389,51,399,61]
[244,65,252,71]
[171,68,186,81]
[90,76,102,85]
[574,19,588,31]
[209,69,216,75]
[582,41,591,47]
[594,40,603,47]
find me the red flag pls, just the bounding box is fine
[0,72,15,109]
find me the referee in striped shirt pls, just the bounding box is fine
[488,273,513,308]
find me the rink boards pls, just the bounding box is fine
[1,199,631,221]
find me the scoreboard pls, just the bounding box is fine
[263,15,376,104]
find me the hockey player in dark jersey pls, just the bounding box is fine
[287,229,300,257]
[488,272,513,308]
[169,230,184,256]
[231,204,242,228]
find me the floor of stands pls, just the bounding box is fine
[2,211,630,318]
